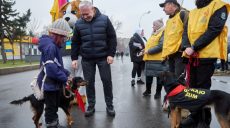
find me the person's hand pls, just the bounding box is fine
[143,49,148,54]
[184,47,194,56]
[72,60,78,69]
[107,56,114,64]
[67,75,73,84]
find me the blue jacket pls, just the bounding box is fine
[37,35,69,91]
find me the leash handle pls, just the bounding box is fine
[186,52,199,87]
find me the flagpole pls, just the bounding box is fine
[181,0,184,6]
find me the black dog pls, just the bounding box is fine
[161,71,230,128]
[10,77,87,128]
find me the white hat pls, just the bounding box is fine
[48,19,72,36]
[153,18,164,30]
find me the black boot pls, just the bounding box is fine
[154,84,162,99]
[143,90,151,96]
[106,105,115,117]
[137,79,145,84]
[131,79,135,86]
[85,105,95,117]
[143,83,151,96]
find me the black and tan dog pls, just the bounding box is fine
[161,71,230,128]
[10,77,87,128]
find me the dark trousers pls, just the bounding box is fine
[82,58,113,107]
[44,90,60,125]
[189,63,215,126]
[221,59,228,71]
[168,52,185,78]
[132,61,144,78]
[145,76,163,93]
[190,63,215,89]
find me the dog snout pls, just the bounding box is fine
[65,17,70,21]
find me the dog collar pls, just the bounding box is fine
[167,84,186,98]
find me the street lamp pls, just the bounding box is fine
[138,11,151,27]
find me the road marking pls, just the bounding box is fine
[212,78,230,85]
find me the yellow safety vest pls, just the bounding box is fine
[143,30,164,61]
[162,11,184,58]
[187,0,230,60]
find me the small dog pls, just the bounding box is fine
[10,77,87,128]
[161,71,230,128]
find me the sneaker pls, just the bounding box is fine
[154,93,161,99]
[137,79,145,84]
[85,106,95,117]
[106,106,115,117]
[131,80,135,86]
[143,90,151,96]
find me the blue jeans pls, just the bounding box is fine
[82,58,113,107]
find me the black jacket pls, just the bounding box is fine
[182,4,228,64]
[129,33,146,62]
[71,7,117,60]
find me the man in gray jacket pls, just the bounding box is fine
[71,1,117,117]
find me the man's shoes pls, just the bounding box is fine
[106,106,115,117]
[85,106,95,117]
[180,114,197,127]
[154,93,161,99]
[137,79,145,84]
[143,90,151,96]
[131,80,135,86]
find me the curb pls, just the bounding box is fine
[0,64,40,75]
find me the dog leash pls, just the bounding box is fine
[64,84,75,98]
[186,52,199,87]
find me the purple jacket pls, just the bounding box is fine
[37,35,69,91]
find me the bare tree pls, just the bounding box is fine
[27,18,41,37]
[109,16,122,32]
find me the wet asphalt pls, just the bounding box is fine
[0,56,230,128]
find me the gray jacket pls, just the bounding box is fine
[145,33,168,76]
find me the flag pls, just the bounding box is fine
[50,0,69,22]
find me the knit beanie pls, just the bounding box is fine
[153,18,164,30]
[48,19,72,36]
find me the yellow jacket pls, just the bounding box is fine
[162,11,184,58]
[143,30,164,61]
[186,0,230,60]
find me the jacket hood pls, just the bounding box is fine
[38,35,55,52]
[94,7,102,18]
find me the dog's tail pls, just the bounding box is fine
[10,94,32,105]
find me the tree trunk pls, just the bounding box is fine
[0,36,7,63]
[10,39,15,65]
[19,37,23,61]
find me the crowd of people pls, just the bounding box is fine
[128,0,229,127]
[36,0,229,127]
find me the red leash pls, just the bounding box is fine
[186,52,199,87]
[65,84,85,113]
[74,90,85,112]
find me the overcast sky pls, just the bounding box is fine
[15,0,230,38]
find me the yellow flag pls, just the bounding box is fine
[50,0,59,22]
